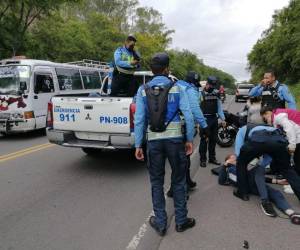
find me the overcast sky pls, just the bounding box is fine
[139,0,289,81]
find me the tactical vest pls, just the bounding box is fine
[261,84,285,110]
[142,79,182,141]
[201,91,218,115]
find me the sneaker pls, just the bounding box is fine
[149,216,166,236]
[175,218,196,232]
[260,200,277,217]
[290,213,300,225]
[284,185,294,194]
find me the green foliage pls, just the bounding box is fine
[290,83,300,109]
[0,0,235,86]
[248,0,300,84]
[169,50,236,88]
[0,0,79,57]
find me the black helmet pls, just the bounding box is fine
[207,76,218,86]
[185,71,201,86]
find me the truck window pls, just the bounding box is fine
[34,74,54,93]
[56,68,83,90]
[81,70,101,89]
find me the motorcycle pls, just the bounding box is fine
[216,110,247,147]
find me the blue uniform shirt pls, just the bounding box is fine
[176,80,208,129]
[134,76,195,148]
[234,125,278,156]
[249,81,296,110]
[114,46,137,69]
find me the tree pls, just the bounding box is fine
[25,12,124,62]
[63,0,138,30]
[248,0,300,84]
[169,49,236,88]
[0,0,79,57]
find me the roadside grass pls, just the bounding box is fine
[290,83,300,109]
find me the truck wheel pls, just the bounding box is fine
[81,147,102,156]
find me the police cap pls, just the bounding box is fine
[186,71,201,84]
[150,52,170,68]
[207,76,218,86]
[126,35,137,42]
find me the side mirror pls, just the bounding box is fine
[19,81,27,94]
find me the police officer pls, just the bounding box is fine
[234,124,300,201]
[199,76,226,168]
[249,70,296,110]
[134,53,196,235]
[111,35,141,97]
[167,72,209,197]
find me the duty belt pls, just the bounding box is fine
[116,66,135,75]
[147,122,182,141]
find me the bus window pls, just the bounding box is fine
[34,74,54,93]
[56,68,82,90]
[81,70,101,89]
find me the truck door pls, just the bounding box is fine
[32,67,56,129]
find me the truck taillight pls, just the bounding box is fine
[47,102,53,128]
[130,103,136,130]
[24,111,34,119]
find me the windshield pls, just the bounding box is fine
[238,85,254,89]
[0,65,30,95]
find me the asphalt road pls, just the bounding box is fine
[0,96,285,250]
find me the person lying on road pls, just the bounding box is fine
[218,154,300,225]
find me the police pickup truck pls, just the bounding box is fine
[47,71,177,155]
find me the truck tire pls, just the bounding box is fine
[81,147,102,156]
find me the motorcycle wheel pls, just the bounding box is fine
[216,124,236,147]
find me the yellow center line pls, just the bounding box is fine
[0,143,55,163]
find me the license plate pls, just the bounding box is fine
[75,132,109,141]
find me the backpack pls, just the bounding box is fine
[145,80,177,132]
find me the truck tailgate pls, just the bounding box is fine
[52,97,132,134]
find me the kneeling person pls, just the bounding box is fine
[218,154,300,225]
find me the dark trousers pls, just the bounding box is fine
[294,144,300,176]
[236,140,300,201]
[186,156,192,183]
[199,116,218,162]
[110,71,137,97]
[147,139,188,228]
[248,169,291,211]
